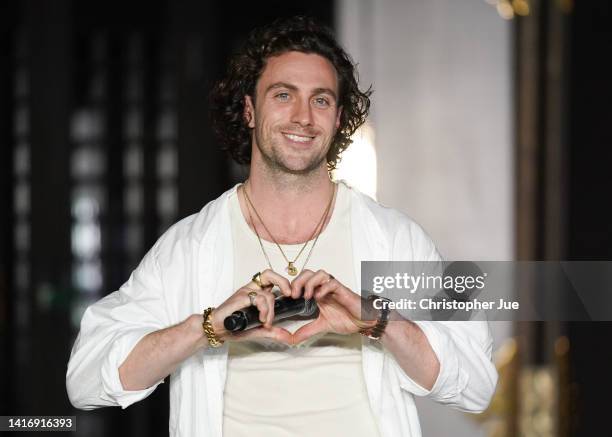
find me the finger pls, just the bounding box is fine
[233,326,293,345]
[259,269,293,297]
[215,287,260,323]
[259,288,276,328]
[292,318,327,345]
[268,326,294,344]
[314,283,362,317]
[249,292,270,324]
[290,269,315,299]
[304,269,335,300]
[244,287,276,326]
[313,281,335,301]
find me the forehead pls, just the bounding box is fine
[256,51,339,95]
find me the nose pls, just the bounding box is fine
[290,97,314,127]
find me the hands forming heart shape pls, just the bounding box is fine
[212,269,377,346]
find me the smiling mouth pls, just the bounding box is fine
[282,132,316,143]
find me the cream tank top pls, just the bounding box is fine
[222,182,381,437]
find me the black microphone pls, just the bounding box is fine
[223,296,318,332]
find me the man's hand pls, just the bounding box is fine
[119,270,294,391]
[210,269,294,345]
[289,269,376,345]
[286,269,440,390]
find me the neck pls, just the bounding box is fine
[249,166,332,200]
[241,165,336,244]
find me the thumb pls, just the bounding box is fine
[292,318,327,346]
[232,326,293,345]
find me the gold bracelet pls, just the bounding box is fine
[202,307,224,348]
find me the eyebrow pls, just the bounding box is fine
[265,82,338,102]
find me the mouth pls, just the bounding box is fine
[281,132,316,144]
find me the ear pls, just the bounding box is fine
[244,95,256,129]
[335,106,343,130]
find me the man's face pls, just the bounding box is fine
[245,51,342,175]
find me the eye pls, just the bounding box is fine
[275,92,290,102]
[313,96,330,107]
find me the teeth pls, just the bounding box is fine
[284,133,313,143]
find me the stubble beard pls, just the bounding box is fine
[254,125,330,177]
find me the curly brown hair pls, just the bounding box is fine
[210,16,372,171]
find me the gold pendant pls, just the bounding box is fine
[287,262,298,276]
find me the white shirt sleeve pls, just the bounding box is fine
[387,218,498,413]
[66,243,170,409]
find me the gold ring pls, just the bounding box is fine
[248,291,258,306]
[252,272,264,289]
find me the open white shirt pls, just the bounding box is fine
[66,182,498,437]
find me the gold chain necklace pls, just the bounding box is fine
[242,182,336,276]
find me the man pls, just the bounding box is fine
[67,16,497,437]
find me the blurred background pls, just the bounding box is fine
[1,0,611,436]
